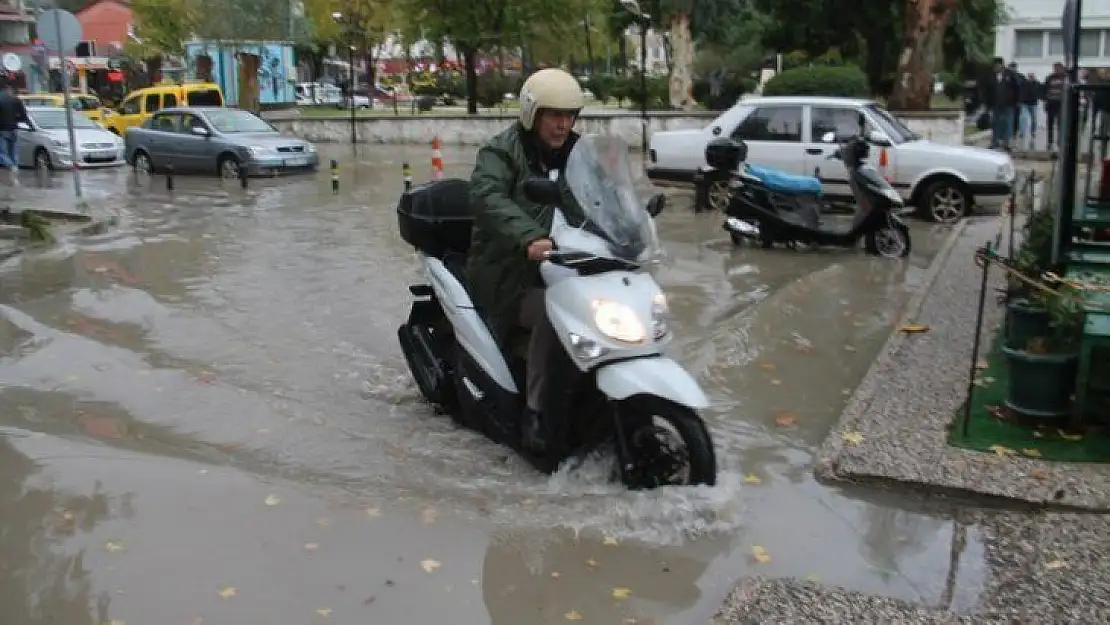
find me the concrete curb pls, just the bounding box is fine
[813,217,970,481]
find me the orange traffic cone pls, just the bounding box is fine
[878,147,890,183]
[431,137,444,180]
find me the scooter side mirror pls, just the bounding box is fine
[866,130,892,146]
[523,176,561,205]
[646,193,666,217]
[820,131,836,143]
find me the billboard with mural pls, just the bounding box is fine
[184,41,294,106]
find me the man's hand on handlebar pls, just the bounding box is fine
[526,238,555,261]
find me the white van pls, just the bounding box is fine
[295,82,342,105]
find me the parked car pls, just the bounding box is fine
[124,106,318,178]
[19,92,115,124]
[337,91,373,109]
[295,82,342,106]
[16,106,125,170]
[105,81,225,136]
[647,96,1016,223]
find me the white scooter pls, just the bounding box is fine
[396,134,717,489]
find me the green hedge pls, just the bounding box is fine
[762,65,869,98]
[692,75,758,111]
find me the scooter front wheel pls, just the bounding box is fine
[865,221,911,258]
[616,396,717,489]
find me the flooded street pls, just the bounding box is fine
[1,144,984,625]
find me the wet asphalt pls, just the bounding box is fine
[0,144,982,625]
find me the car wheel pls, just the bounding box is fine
[132,150,152,174]
[33,148,51,171]
[219,154,242,179]
[918,179,968,224]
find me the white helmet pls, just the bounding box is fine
[518,68,585,131]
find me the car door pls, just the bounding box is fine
[730,104,805,174]
[176,112,213,173]
[114,93,143,134]
[145,112,180,169]
[806,105,864,199]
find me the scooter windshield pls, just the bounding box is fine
[565,135,661,262]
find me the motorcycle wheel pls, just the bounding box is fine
[617,396,717,489]
[865,222,911,258]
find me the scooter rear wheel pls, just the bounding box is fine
[616,396,717,489]
[865,222,911,258]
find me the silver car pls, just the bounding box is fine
[124,106,319,177]
[17,106,126,170]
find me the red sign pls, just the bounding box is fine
[107,70,122,82]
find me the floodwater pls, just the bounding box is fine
[0,144,986,625]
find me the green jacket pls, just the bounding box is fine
[466,122,583,348]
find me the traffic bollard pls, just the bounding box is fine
[331,159,339,194]
[402,162,412,191]
[238,163,248,189]
[166,163,174,192]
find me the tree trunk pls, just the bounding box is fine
[463,48,479,115]
[887,0,957,110]
[667,14,696,111]
[619,37,628,76]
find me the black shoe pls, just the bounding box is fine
[521,409,546,454]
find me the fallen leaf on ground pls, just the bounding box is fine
[219,587,236,599]
[315,517,332,528]
[1022,448,1042,458]
[550,571,561,578]
[315,608,332,618]
[744,474,762,485]
[842,431,864,445]
[844,344,857,352]
[1058,429,1083,441]
[989,444,1017,457]
[420,559,441,573]
[602,536,619,546]
[899,324,930,334]
[256,428,271,434]
[975,359,990,370]
[304,542,319,551]
[1029,467,1049,480]
[60,510,75,523]
[363,597,376,606]
[565,611,583,621]
[585,558,599,568]
[1045,559,1067,570]
[758,362,775,371]
[751,545,772,564]
[264,495,281,506]
[611,587,631,599]
[773,411,797,428]
[104,541,124,552]
[770,378,782,386]
[422,508,439,524]
[365,507,381,517]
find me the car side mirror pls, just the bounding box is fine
[866,130,892,146]
[646,193,666,217]
[820,131,836,143]
[523,176,561,205]
[711,126,721,136]
[191,126,210,137]
[16,121,31,131]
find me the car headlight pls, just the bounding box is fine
[592,299,647,344]
[881,187,903,203]
[651,292,669,340]
[996,162,1014,181]
[248,145,268,155]
[306,144,317,153]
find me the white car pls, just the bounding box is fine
[647,96,1015,223]
[17,106,125,170]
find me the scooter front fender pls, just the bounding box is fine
[596,357,709,409]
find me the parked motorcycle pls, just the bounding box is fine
[717,113,912,258]
[396,134,717,489]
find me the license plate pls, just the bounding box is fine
[285,156,309,166]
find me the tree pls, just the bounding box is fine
[129,0,201,58]
[886,0,958,110]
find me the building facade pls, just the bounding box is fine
[76,0,132,55]
[995,0,1110,78]
[0,0,35,88]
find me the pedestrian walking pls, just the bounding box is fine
[981,57,1021,151]
[1043,62,1066,151]
[1018,71,1040,150]
[0,78,29,186]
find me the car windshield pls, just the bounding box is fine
[565,134,660,262]
[203,109,273,133]
[866,104,920,143]
[30,110,98,129]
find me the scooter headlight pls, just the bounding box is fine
[651,292,670,341]
[881,187,903,204]
[592,299,647,344]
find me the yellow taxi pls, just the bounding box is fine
[104,81,225,136]
[20,92,114,123]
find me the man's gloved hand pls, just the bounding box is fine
[526,238,554,261]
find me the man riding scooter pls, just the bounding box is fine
[466,68,586,456]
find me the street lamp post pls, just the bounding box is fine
[620,0,650,153]
[333,11,357,145]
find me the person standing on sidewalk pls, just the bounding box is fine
[982,57,1021,151]
[1043,62,1066,151]
[1018,71,1040,150]
[0,79,29,186]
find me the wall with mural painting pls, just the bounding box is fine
[184,40,295,108]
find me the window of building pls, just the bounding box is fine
[1046,29,1102,58]
[1015,30,1044,58]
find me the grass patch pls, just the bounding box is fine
[949,325,1110,462]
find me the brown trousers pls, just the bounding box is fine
[517,288,558,412]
